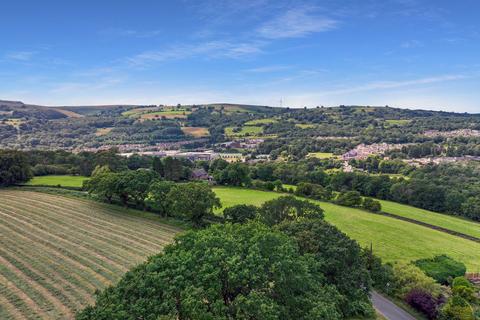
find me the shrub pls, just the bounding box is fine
[335,191,362,207]
[223,204,258,224]
[295,182,332,200]
[392,262,442,298]
[362,198,382,212]
[452,277,473,289]
[405,288,440,319]
[414,255,466,285]
[258,196,324,226]
[440,295,474,320]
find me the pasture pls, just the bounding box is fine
[306,152,335,159]
[379,199,480,239]
[244,118,277,125]
[181,126,209,137]
[384,119,411,126]
[0,190,180,319]
[224,125,263,137]
[140,110,191,120]
[94,127,113,136]
[26,175,89,188]
[212,187,480,271]
[295,123,316,129]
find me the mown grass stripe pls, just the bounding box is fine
[0,198,156,263]
[0,206,128,275]
[0,239,92,309]
[8,192,178,244]
[0,190,181,318]
[31,191,183,232]
[0,211,118,283]
[0,292,29,320]
[0,222,109,288]
[1,195,166,254]
[0,224,99,295]
[0,248,78,316]
[0,262,55,319]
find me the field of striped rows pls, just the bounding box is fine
[0,190,181,319]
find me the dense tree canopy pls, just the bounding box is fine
[77,223,349,320]
[0,150,32,186]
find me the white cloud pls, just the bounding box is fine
[126,40,264,66]
[244,65,292,73]
[5,51,36,61]
[258,7,338,39]
[100,28,162,38]
[315,74,467,96]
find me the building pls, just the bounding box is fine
[191,168,214,182]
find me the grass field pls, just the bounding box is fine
[295,123,316,129]
[243,118,277,125]
[224,125,263,137]
[379,199,480,239]
[212,187,480,271]
[26,175,89,188]
[140,110,191,120]
[94,127,113,136]
[384,119,411,126]
[0,190,181,319]
[181,126,209,137]
[306,152,335,159]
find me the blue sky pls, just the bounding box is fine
[1,0,479,112]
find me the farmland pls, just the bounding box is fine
[224,125,263,137]
[243,118,277,125]
[0,190,181,319]
[25,175,89,188]
[180,126,210,137]
[379,199,480,239]
[212,187,480,271]
[306,152,335,159]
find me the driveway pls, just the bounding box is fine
[371,291,416,320]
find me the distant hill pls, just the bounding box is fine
[0,100,69,120]
[56,104,139,116]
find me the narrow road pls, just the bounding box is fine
[371,291,416,320]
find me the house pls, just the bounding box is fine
[191,168,214,182]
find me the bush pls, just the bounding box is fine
[440,295,474,320]
[335,191,362,207]
[405,288,440,319]
[295,182,332,200]
[392,262,442,298]
[414,255,466,285]
[0,150,32,186]
[452,277,473,289]
[258,196,324,226]
[362,198,382,212]
[223,204,258,224]
[32,164,69,176]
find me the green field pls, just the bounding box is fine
[306,152,335,159]
[224,125,263,137]
[0,190,181,319]
[212,187,480,271]
[295,123,316,129]
[26,175,89,188]
[379,199,480,239]
[384,119,411,126]
[243,118,277,125]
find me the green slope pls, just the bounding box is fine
[213,187,480,271]
[379,199,480,239]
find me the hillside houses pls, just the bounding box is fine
[342,143,407,160]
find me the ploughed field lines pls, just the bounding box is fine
[0,190,181,319]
